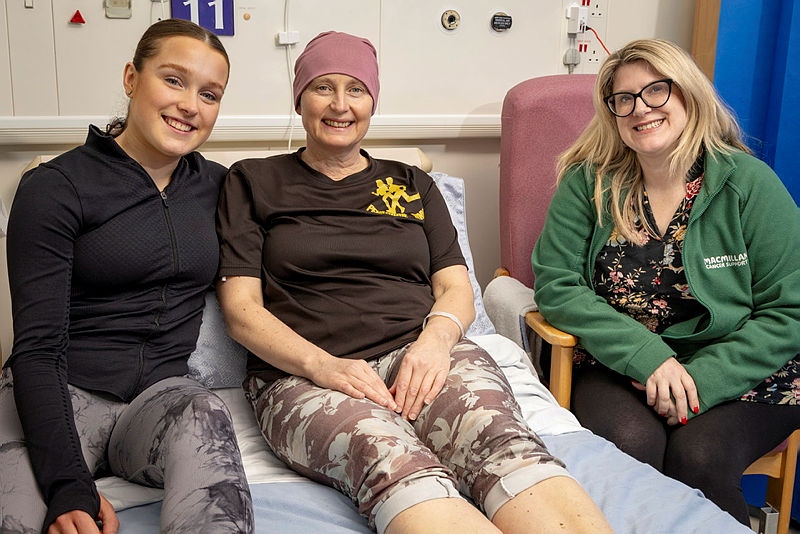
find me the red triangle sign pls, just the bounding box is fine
[70,10,86,24]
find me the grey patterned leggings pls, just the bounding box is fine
[0,368,254,534]
[246,339,570,533]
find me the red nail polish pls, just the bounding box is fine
[692,406,699,414]
[659,413,666,417]
[681,417,687,425]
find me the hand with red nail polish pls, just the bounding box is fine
[644,357,699,427]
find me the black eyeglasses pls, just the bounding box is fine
[604,79,673,117]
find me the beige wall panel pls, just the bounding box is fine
[606,0,696,51]
[218,2,289,117]
[6,0,57,115]
[52,1,150,117]
[380,2,562,115]
[0,4,12,115]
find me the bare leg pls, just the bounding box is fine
[385,497,501,534]
[492,477,613,534]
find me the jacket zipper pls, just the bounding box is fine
[127,190,180,399]
[671,165,737,338]
[161,191,180,274]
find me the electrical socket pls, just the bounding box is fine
[586,0,607,37]
[562,0,609,74]
[587,0,607,19]
[583,0,608,73]
[576,36,605,74]
[585,42,603,66]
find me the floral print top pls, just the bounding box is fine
[576,157,799,405]
[591,175,706,336]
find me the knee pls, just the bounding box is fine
[607,420,664,461]
[344,417,441,479]
[664,440,739,491]
[337,421,458,510]
[370,468,460,534]
[164,388,237,446]
[190,389,232,421]
[574,408,666,468]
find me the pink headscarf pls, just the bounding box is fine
[293,31,380,115]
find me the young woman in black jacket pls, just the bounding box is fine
[0,19,253,534]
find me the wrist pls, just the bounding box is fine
[299,349,334,381]
[421,312,464,346]
[423,311,465,339]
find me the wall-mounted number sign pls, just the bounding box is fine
[171,0,234,36]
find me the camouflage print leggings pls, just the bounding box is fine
[0,369,254,534]
[246,339,570,533]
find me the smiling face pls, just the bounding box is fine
[612,61,688,168]
[299,73,373,158]
[116,35,228,167]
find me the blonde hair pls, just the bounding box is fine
[557,39,749,242]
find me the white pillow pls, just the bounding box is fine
[429,172,495,337]
[186,290,247,389]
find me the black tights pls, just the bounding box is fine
[571,365,800,525]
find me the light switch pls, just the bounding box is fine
[24,0,34,8]
[105,0,133,19]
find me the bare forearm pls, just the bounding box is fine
[218,283,330,379]
[217,277,396,408]
[422,273,475,347]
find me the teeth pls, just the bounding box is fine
[165,117,192,132]
[636,119,663,131]
[323,119,351,128]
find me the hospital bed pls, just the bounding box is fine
[4,148,750,533]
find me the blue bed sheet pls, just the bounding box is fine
[116,430,749,533]
[543,432,750,534]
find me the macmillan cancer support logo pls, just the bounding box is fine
[703,252,748,269]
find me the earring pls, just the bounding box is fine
[126,87,133,97]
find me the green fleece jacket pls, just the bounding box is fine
[532,149,800,414]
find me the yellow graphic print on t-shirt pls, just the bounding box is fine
[366,177,424,219]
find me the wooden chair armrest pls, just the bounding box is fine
[493,267,578,347]
[525,311,576,410]
[491,267,576,409]
[493,267,511,278]
[525,311,577,347]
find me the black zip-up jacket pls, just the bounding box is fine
[5,126,225,531]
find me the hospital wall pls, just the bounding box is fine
[0,0,697,357]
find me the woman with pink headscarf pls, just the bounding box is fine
[216,31,611,534]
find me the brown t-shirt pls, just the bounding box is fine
[216,149,466,382]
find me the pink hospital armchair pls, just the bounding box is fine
[496,73,799,534]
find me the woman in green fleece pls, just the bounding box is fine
[532,38,800,525]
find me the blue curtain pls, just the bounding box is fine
[714,0,800,517]
[714,0,800,202]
